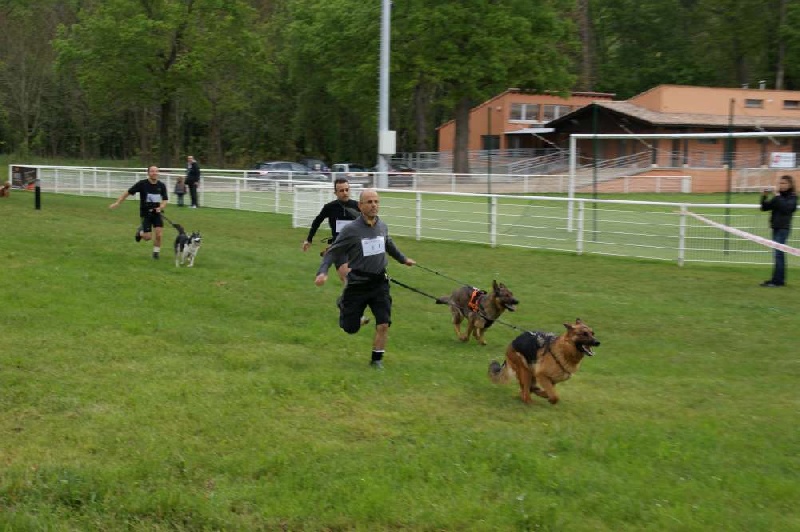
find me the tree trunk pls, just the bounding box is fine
[158,99,173,168]
[414,82,430,151]
[210,100,223,166]
[775,0,787,89]
[576,0,594,91]
[452,96,471,174]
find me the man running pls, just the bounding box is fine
[109,165,169,260]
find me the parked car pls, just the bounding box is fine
[248,161,329,183]
[331,163,373,185]
[371,162,416,187]
[298,157,330,173]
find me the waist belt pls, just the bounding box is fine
[349,269,388,282]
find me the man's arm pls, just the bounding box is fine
[304,204,330,249]
[109,191,131,209]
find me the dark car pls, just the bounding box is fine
[371,162,416,187]
[249,161,329,182]
[298,157,330,173]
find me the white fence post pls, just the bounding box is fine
[235,179,241,210]
[577,201,585,255]
[416,192,422,241]
[490,195,497,247]
[678,205,687,266]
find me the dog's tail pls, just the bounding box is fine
[488,359,514,384]
[435,296,450,305]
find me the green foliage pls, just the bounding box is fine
[1,0,799,164]
[0,192,799,529]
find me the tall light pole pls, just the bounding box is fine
[376,0,395,188]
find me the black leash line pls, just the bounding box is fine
[158,211,182,232]
[388,277,440,301]
[414,263,474,287]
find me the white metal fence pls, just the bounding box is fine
[10,164,796,267]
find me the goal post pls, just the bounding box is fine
[567,130,800,231]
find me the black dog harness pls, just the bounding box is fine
[512,331,571,377]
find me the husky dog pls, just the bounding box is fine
[173,224,202,267]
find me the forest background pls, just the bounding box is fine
[0,0,799,171]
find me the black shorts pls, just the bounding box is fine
[338,280,392,332]
[140,211,164,233]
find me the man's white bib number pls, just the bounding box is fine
[361,236,385,257]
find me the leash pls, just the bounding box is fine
[157,210,183,232]
[388,277,440,302]
[414,263,475,287]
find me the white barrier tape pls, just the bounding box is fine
[687,211,800,256]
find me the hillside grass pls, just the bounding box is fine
[1,191,798,530]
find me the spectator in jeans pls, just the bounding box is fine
[760,174,797,287]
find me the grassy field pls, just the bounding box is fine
[1,191,799,530]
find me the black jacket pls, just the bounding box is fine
[761,191,797,230]
[186,162,201,185]
[306,199,360,243]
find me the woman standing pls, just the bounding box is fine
[760,175,797,287]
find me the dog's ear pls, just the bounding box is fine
[492,279,498,290]
[575,318,582,324]
[564,322,573,331]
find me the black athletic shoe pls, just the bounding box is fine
[370,360,384,370]
[152,251,160,260]
[135,226,143,242]
[760,281,783,287]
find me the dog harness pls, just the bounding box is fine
[466,288,495,329]
[512,331,556,364]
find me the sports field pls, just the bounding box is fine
[1,192,798,530]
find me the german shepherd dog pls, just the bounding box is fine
[488,319,600,405]
[436,280,519,345]
[173,224,202,267]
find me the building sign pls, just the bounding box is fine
[769,152,796,169]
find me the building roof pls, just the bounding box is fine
[556,101,800,130]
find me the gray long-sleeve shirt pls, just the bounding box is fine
[317,215,407,284]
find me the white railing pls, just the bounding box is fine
[13,164,794,267]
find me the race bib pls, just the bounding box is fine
[335,219,353,233]
[361,236,385,257]
[146,193,162,203]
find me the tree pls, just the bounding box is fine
[55,0,263,167]
[394,0,576,172]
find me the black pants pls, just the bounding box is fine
[189,183,199,207]
[338,280,392,333]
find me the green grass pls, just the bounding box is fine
[1,192,799,530]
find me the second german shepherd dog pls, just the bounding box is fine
[436,280,518,345]
[488,319,600,405]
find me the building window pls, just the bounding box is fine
[542,104,572,121]
[745,99,764,108]
[510,103,539,121]
[784,100,800,109]
[482,135,500,151]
